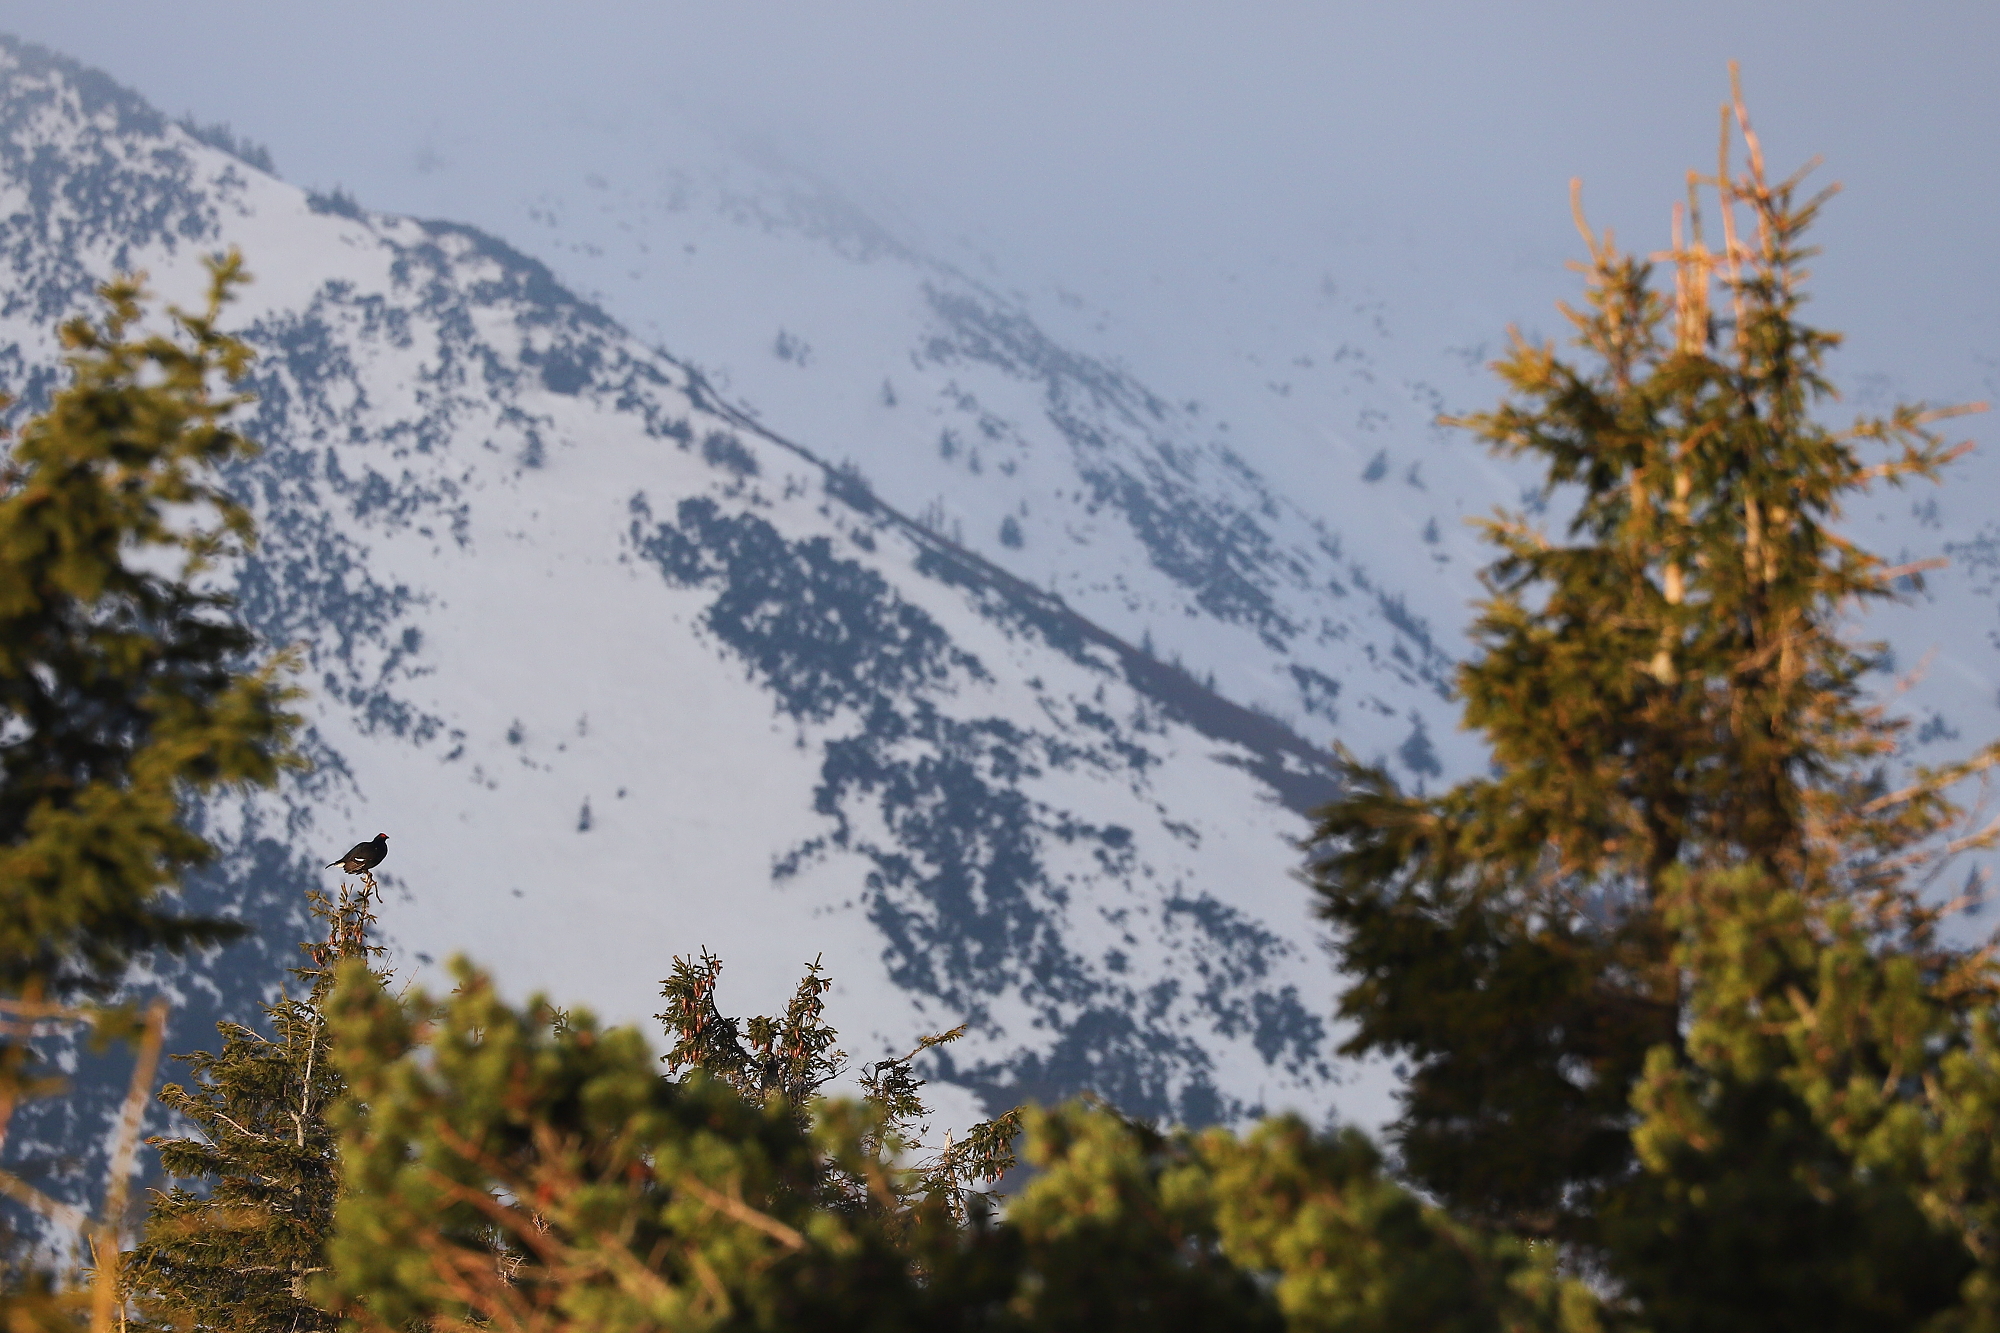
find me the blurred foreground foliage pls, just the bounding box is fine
[317,957,1588,1333]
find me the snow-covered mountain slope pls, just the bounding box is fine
[370,109,1482,785]
[391,87,2000,811]
[0,36,1413,1187]
[996,233,2000,785]
[8,27,1994,1214]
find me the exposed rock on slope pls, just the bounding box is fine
[0,37,1387,1180]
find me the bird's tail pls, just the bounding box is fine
[326,860,341,868]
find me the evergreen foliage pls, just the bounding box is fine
[0,253,296,1001]
[656,951,844,1121]
[323,959,929,1333]
[1309,73,2000,1325]
[125,880,383,1333]
[0,259,293,1330]
[655,950,1020,1222]
[321,958,1596,1332]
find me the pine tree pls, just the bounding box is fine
[125,880,384,1333]
[0,254,297,1000]
[323,957,929,1333]
[655,950,845,1121]
[1309,71,1997,1324]
[655,949,1020,1225]
[0,258,295,1329]
[321,957,1598,1333]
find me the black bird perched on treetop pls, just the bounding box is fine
[328,833,389,874]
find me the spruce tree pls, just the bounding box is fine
[0,257,295,1327]
[322,957,1596,1332]
[125,879,384,1333]
[1309,72,1997,1324]
[656,949,1020,1224]
[655,950,846,1121]
[0,254,296,1000]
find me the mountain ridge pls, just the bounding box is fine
[0,35,1400,1205]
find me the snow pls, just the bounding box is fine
[0,44,1403,1140]
[10,31,1995,1173]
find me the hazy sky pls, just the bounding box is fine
[4,2,1996,410]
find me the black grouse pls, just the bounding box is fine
[328,833,389,874]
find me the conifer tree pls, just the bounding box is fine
[0,258,294,1328]
[323,958,931,1333]
[655,950,1020,1223]
[321,957,1597,1332]
[655,950,845,1121]
[0,254,296,1001]
[1309,71,1998,1324]
[125,879,384,1333]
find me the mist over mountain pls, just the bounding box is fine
[0,36,1429,1194]
[309,41,2000,883]
[3,21,1997,1216]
